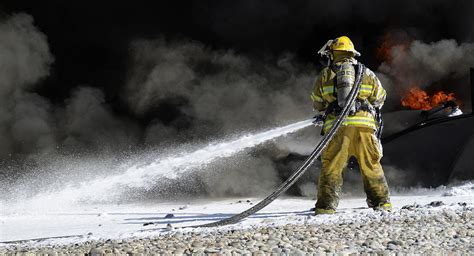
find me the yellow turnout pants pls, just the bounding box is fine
[315,126,390,211]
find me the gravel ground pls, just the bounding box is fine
[1,203,472,255]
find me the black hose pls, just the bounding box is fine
[193,63,365,228]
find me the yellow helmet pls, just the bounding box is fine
[330,36,360,56]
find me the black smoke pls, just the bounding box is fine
[1,0,474,199]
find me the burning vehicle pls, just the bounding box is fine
[380,69,474,187]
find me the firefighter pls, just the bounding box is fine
[310,36,392,214]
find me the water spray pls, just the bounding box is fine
[19,119,314,208]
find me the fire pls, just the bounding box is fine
[376,37,395,63]
[376,33,458,111]
[401,87,456,110]
[376,33,410,63]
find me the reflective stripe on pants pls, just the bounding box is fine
[315,126,390,211]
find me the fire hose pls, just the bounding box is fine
[194,63,366,228]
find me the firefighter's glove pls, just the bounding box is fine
[312,114,325,127]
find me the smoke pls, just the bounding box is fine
[126,39,315,140]
[0,13,52,92]
[2,7,473,201]
[0,13,54,158]
[378,39,474,87]
[0,14,319,200]
[121,36,320,196]
[120,39,321,198]
[0,13,141,161]
[377,38,474,111]
[60,87,139,154]
[201,155,281,197]
[0,13,144,198]
[193,0,474,54]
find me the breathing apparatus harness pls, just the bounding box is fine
[316,40,384,138]
[323,95,384,139]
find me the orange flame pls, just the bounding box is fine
[401,87,456,110]
[376,33,458,111]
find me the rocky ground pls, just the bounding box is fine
[1,202,472,255]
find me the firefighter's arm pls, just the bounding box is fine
[310,74,327,112]
[368,72,387,109]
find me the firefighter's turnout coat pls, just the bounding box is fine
[310,58,391,212]
[311,60,387,134]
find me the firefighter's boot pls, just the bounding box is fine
[315,208,336,215]
[374,203,392,212]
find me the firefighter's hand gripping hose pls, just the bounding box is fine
[312,114,325,127]
[191,63,365,228]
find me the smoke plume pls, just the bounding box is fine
[126,39,315,141]
[0,14,319,199]
[377,38,474,111]
[0,14,140,161]
[121,39,319,198]
[379,40,474,87]
[0,13,54,158]
[2,5,474,201]
[60,87,139,154]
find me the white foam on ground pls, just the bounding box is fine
[0,183,472,245]
[442,182,474,196]
[7,120,313,210]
